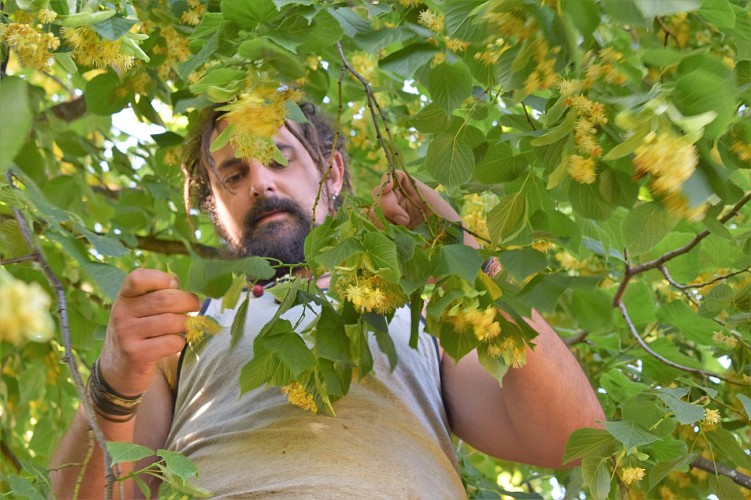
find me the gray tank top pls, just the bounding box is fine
[164,292,465,499]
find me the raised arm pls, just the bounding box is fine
[50,269,199,498]
[373,171,604,467]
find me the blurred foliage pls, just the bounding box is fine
[1,0,750,498]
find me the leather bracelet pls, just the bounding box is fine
[87,359,143,422]
[482,256,501,278]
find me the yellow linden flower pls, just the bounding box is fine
[185,315,222,344]
[282,382,318,413]
[558,79,581,97]
[659,485,677,500]
[61,26,134,71]
[568,155,597,184]
[445,37,469,52]
[633,132,698,195]
[622,466,646,485]
[37,9,58,24]
[418,10,444,32]
[703,408,721,426]
[1,22,59,70]
[0,274,55,345]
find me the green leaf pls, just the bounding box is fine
[426,132,475,188]
[699,0,736,29]
[260,320,316,378]
[85,72,128,115]
[177,32,219,82]
[6,476,46,500]
[530,111,575,146]
[409,103,451,133]
[709,476,744,500]
[487,192,527,245]
[497,249,547,282]
[674,55,736,138]
[600,369,648,402]
[634,0,701,18]
[656,388,705,425]
[361,232,400,280]
[237,38,307,80]
[622,202,679,255]
[327,7,369,37]
[568,288,614,333]
[230,294,249,348]
[474,142,528,183]
[562,428,619,464]
[426,62,473,114]
[0,77,32,173]
[477,348,510,386]
[581,456,611,500]
[569,182,614,220]
[91,15,138,40]
[222,275,247,311]
[221,0,280,28]
[379,43,436,78]
[707,429,751,468]
[106,442,153,465]
[656,300,719,343]
[737,394,751,419]
[185,255,274,298]
[647,452,698,491]
[156,450,198,484]
[432,245,483,284]
[314,307,349,362]
[605,420,660,449]
[373,326,398,371]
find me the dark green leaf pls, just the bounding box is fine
[379,43,436,78]
[563,429,618,464]
[426,62,473,114]
[426,132,475,188]
[156,450,198,484]
[230,295,249,349]
[605,420,660,449]
[647,452,698,491]
[622,202,680,255]
[707,429,751,469]
[91,15,138,40]
[581,456,611,500]
[656,388,705,425]
[107,442,153,465]
[85,72,128,115]
[432,245,483,284]
[0,77,32,173]
[487,193,527,245]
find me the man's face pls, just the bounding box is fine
[206,122,343,265]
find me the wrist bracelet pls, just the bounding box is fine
[482,256,501,278]
[87,359,143,423]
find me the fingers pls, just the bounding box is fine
[123,289,201,318]
[119,268,179,298]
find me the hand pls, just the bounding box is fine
[372,171,461,229]
[98,269,200,396]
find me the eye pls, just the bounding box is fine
[268,158,290,170]
[223,171,245,185]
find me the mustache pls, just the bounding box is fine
[242,196,311,231]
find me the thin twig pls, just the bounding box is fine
[1,440,22,473]
[691,457,751,490]
[0,254,37,265]
[6,170,116,499]
[618,301,747,386]
[613,192,751,306]
[563,330,589,346]
[660,265,699,307]
[521,103,536,131]
[684,267,751,290]
[73,430,95,500]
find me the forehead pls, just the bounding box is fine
[210,119,307,156]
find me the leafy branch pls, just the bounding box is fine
[5,170,117,499]
[690,457,751,490]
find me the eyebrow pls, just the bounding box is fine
[215,142,296,172]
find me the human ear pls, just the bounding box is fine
[325,150,345,196]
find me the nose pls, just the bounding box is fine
[248,161,276,197]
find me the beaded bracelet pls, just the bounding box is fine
[87,359,143,423]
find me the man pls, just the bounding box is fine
[50,103,604,498]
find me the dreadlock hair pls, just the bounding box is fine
[181,102,352,216]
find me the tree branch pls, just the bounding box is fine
[618,301,747,386]
[613,192,751,306]
[48,96,87,123]
[135,235,220,258]
[1,439,22,473]
[691,457,751,490]
[6,170,116,499]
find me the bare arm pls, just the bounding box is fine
[49,269,198,498]
[441,312,604,468]
[374,172,604,467]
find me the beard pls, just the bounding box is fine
[209,196,312,274]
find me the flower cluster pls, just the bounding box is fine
[564,93,608,184]
[702,408,721,427]
[730,139,751,162]
[282,381,318,413]
[337,272,407,315]
[444,303,501,342]
[61,26,134,71]
[632,131,698,197]
[184,315,222,344]
[523,37,559,95]
[621,466,645,485]
[712,331,739,349]
[0,22,60,70]
[222,87,302,166]
[150,26,192,80]
[418,10,444,32]
[180,0,206,26]
[0,271,55,346]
